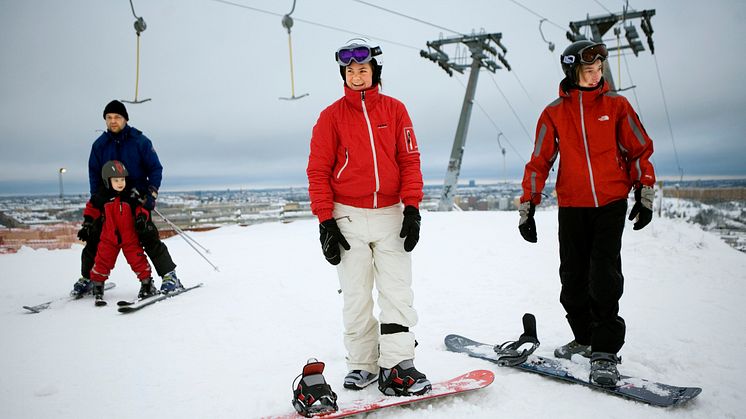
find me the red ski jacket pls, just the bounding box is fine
[90,195,152,282]
[521,80,655,207]
[307,85,423,222]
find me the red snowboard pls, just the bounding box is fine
[265,369,494,418]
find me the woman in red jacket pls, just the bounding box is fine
[88,160,154,305]
[306,40,429,396]
[518,41,656,387]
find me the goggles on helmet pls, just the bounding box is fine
[578,43,608,64]
[335,43,382,66]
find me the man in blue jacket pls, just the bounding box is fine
[72,100,183,298]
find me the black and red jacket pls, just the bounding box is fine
[89,186,152,282]
[307,84,424,222]
[521,79,655,207]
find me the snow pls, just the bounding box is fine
[1,210,745,418]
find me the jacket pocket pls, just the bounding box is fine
[336,148,349,179]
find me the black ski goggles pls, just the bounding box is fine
[578,43,608,64]
[335,43,382,66]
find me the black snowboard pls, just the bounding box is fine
[444,315,701,407]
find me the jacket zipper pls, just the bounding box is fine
[336,148,349,179]
[579,91,599,207]
[360,90,380,208]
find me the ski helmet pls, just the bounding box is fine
[336,39,383,86]
[101,160,129,188]
[560,40,608,82]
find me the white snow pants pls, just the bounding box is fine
[333,202,418,372]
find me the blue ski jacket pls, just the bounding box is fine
[88,125,163,196]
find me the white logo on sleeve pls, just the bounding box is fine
[598,115,609,121]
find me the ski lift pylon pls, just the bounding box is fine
[121,0,151,104]
[279,0,308,101]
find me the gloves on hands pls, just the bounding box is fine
[518,201,537,243]
[77,216,95,242]
[135,213,149,234]
[319,218,350,265]
[399,205,421,252]
[629,185,654,230]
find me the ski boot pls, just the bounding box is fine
[343,370,379,390]
[378,359,431,396]
[93,282,106,306]
[138,278,159,299]
[71,277,93,298]
[590,352,621,387]
[554,340,591,360]
[292,358,338,418]
[160,270,184,293]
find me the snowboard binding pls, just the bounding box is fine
[493,313,540,367]
[292,358,338,418]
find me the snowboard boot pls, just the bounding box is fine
[138,278,158,299]
[590,352,621,388]
[292,358,338,417]
[92,282,106,306]
[554,340,592,360]
[160,270,184,293]
[378,359,432,396]
[343,370,379,390]
[71,277,93,298]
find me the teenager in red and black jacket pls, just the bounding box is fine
[517,41,656,388]
[85,160,155,302]
[306,40,429,397]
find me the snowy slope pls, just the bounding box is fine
[1,210,745,418]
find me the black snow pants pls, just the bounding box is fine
[81,218,176,279]
[558,199,627,355]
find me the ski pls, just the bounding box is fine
[23,282,116,313]
[444,313,701,407]
[117,283,203,314]
[265,369,494,419]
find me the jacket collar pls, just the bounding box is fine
[343,84,380,111]
[105,124,132,142]
[559,77,609,100]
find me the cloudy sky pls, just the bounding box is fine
[1,0,744,195]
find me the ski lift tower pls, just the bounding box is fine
[421,33,511,211]
[567,8,656,92]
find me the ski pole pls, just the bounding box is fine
[153,207,211,254]
[153,208,219,272]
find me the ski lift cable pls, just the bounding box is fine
[453,75,526,163]
[652,53,684,180]
[351,0,463,36]
[505,0,565,32]
[487,73,534,145]
[591,0,613,14]
[210,0,419,50]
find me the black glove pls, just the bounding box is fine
[629,185,654,230]
[77,216,94,242]
[319,218,351,265]
[143,186,158,211]
[399,205,421,252]
[135,213,149,234]
[518,201,537,243]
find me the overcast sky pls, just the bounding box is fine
[1,0,744,195]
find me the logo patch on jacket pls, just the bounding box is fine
[404,127,419,153]
[377,123,388,129]
[598,115,610,121]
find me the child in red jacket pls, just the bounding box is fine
[87,160,155,305]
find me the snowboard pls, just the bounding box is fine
[23,282,117,313]
[445,333,701,407]
[265,369,494,418]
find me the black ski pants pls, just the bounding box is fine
[81,218,176,279]
[558,199,627,355]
